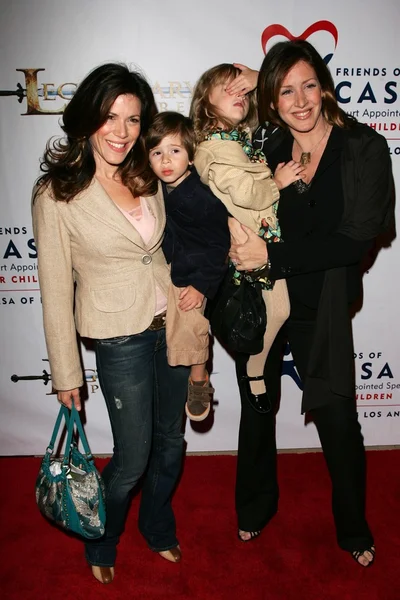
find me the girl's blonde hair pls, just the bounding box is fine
[190,64,258,142]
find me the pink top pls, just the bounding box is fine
[117,198,167,316]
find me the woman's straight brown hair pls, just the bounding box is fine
[258,40,354,129]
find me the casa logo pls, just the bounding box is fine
[261,20,338,64]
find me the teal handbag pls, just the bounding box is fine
[35,403,106,539]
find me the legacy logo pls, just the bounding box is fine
[0,69,193,116]
[261,20,338,64]
[11,361,101,394]
[11,359,52,391]
[0,68,76,115]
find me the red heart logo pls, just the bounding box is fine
[261,20,338,64]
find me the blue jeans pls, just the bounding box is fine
[85,328,189,567]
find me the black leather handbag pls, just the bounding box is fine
[207,267,267,355]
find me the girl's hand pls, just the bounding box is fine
[274,161,305,190]
[229,224,269,271]
[57,388,81,411]
[178,286,205,311]
[226,64,259,95]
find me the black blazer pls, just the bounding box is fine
[255,122,394,412]
[162,168,230,299]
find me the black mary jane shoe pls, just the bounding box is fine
[239,373,271,414]
[235,354,271,414]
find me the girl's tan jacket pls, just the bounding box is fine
[194,139,280,232]
[32,179,170,391]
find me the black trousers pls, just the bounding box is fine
[235,319,374,552]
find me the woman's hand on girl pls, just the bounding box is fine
[226,64,259,95]
[228,216,249,244]
[229,224,269,271]
[274,161,305,190]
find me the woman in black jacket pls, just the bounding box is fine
[227,40,393,566]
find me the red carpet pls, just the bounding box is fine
[1,451,399,600]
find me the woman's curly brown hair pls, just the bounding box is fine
[35,63,158,203]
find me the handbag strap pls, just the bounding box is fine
[62,403,93,466]
[45,403,92,464]
[46,405,70,453]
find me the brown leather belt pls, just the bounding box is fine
[148,310,166,331]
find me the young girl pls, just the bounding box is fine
[191,64,304,413]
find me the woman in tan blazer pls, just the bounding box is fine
[32,63,189,584]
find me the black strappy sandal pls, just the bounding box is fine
[351,545,376,567]
[238,529,261,543]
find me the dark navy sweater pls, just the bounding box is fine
[162,168,230,299]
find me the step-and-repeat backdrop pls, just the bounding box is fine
[1,0,399,455]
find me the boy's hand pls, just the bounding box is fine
[274,161,305,190]
[178,286,205,312]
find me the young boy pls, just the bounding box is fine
[146,112,230,421]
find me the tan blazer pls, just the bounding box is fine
[194,139,280,232]
[32,178,170,391]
